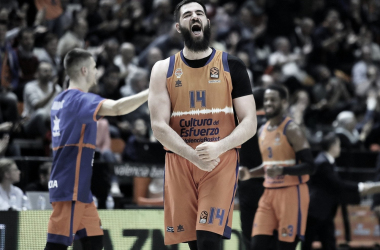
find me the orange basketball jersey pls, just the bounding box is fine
[259,117,309,188]
[166,49,236,149]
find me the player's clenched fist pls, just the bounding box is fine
[193,157,220,172]
[195,142,223,161]
[266,165,283,178]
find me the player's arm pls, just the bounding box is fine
[195,56,257,160]
[97,89,149,116]
[280,122,315,176]
[239,164,265,181]
[148,59,219,172]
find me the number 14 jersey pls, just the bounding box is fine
[166,49,236,149]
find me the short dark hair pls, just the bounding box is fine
[0,158,15,182]
[174,0,207,22]
[253,87,265,110]
[266,85,288,100]
[103,65,120,78]
[63,48,93,77]
[320,132,338,151]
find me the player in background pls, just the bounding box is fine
[240,85,315,250]
[148,0,257,249]
[45,48,148,250]
[238,87,272,250]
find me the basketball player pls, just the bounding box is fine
[148,0,257,249]
[45,48,148,250]
[240,85,315,250]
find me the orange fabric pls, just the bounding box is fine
[35,0,63,20]
[252,184,309,242]
[73,124,86,201]
[259,117,309,188]
[164,150,238,245]
[48,201,103,242]
[166,50,236,149]
[93,99,107,122]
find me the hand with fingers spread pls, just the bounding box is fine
[192,156,220,172]
[195,142,223,161]
[266,165,283,178]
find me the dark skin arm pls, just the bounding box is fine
[266,122,310,177]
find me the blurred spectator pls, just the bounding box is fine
[268,37,312,95]
[99,65,122,100]
[96,119,117,163]
[138,25,182,67]
[96,38,120,71]
[290,18,315,57]
[114,42,142,86]
[0,158,23,211]
[57,18,87,57]
[45,0,72,38]
[352,46,379,97]
[123,118,150,162]
[34,33,60,78]
[145,0,173,36]
[308,65,351,125]
[85,0,119,45]
[23,61,62,138]
[0,20,19,92]
[15,28,39,100]
[144,47,163,74]
[288,90,310,129]
[25,162,51,192]
[333,111,361,150]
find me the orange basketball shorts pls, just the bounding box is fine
[164,149,239,245]
[252,183,309,243]
[47,201,103,246]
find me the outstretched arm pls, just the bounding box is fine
[148,59,219,172]
[97,89,149,116]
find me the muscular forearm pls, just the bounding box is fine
[115,89,149,115]
[216,116,257,155]
[152,122,197,162]
[282,148,315,176]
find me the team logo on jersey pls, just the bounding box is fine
[199,211,208,224]
[274,132,281,145]
[175,68,183,78]
[175,79,182,87]
[281,228,288,237]
[177,225,185,232]
[167,227,174,233]
[52,116,61,137]
[210,67,219,78]
[48,180,58,188]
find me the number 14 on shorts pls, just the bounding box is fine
[199,207,225,226]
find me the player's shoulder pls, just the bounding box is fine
[283,118,303,136]
[151,58,172,79]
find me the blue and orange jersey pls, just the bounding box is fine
[259,117,309,188]
[166,49,236,149]
[49,89,106,203]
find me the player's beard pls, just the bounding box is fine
[179,22,211,53]
[265,107,282,120]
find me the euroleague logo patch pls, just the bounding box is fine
[199,211,208,224]
[210,67,219,78]
[175,68,183,78]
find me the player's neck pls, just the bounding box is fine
[68,80,88,93]
[268,115,285,127]
[182,47,212,60]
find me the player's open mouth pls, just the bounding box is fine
[191,23,202,36]
[265,107,274,113]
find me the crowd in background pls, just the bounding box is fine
[1,0,380,202]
